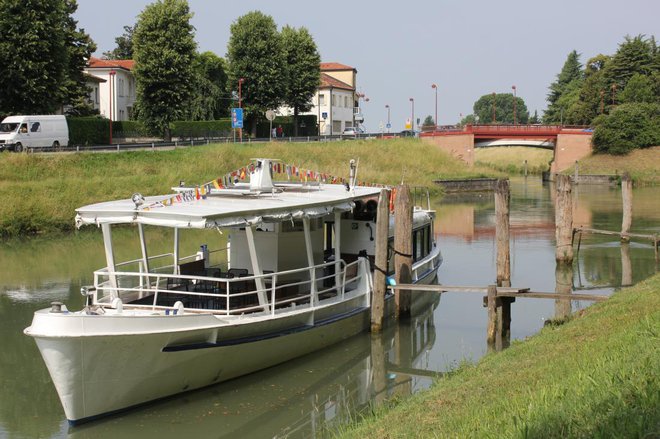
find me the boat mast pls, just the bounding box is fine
[302,217,318,305]
[244,225,269,311]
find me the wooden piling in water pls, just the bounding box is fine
[486,285,499,345]
[621,242,632,286]
[394,185,413,318]
[555,174,574,264]
[371,189,390,333]
[495,179,511,288]
[621,173,633,243]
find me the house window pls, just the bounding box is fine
[118,79,124,97]
[344,96,348,107]
[94,86,99,104]
[331,94,336,106]
[332,121,341,133]
[319,94,325,106]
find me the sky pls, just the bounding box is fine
[74,0,659,131]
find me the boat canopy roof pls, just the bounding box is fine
[75,183,383,229]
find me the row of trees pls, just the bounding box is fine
[459,93,533,126]
[0,0,321,140]
[0,0,96,117]
[544,35,659,154]
[107,3,320,138]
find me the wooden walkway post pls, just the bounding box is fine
[621,173,633,242]
[555,174,574,264]
[554,263,573,320]
[495,179,511,288]
[621,242,632,286]
[371,189,390,333]
[486,285,499,346]
[394,185,413,318]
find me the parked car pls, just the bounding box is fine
[342,127,365,136]
[0,115,69,152]
[399,129,420,138]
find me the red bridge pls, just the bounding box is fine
[420,125,593,174]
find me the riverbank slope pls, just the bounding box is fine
[338,273,660,438]
[0,139,498,238]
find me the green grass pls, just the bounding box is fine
[570,146,660,185]
[0,139,498,238]
[337,274,660,438]
[475,147,554,175]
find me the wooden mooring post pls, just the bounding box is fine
[371,189,390,333]
[621,173,633,243]
[394,185,413,318]
[555,174,574,264]
[495,179,511,288]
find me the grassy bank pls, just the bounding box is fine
[0,139,497,238]
[475,147,553,174]
[573,146,660,185]
[338,274,660,438]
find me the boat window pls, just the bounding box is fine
[0,123,19,133]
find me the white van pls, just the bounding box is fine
[0,115,69,152]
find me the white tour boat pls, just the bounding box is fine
[25,158,442,424]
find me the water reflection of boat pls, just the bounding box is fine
[25,159,442,425]
[67,294,440,438]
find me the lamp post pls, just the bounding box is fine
[385,104,390,131]
[512,85,517,125]
[108,69,116,144]
[431,83,438,130]
[492,92,496,124]
[409,98,415,132]
[238,78,245,141]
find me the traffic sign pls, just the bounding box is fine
[322,112,328,120]
[231,108,244,129]
[386,123,391,129]
[405,119,411,129]
[265,110,275,121]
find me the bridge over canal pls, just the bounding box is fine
[421,125,593,174]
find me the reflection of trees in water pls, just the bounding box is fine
[577,240,656,288]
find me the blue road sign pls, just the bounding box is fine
[386,123,391,129]
[231,108,244,129]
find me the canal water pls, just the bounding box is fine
[0,177,657,438]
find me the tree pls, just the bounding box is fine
[189,51,229,120]
[281,26,320,136]
[604,35,656,91]
[563,54,610,125]
[103,25,136,60]
[619,73,657,104]
[133,0,196,140]
[0,0,95,115]
[227,11,285,136]
[472,93,529,124]
[529,110,540,124]
[422,115,435,128]
[592,103,660,154]
[544,50,583,123]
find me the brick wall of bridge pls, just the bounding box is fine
[550,133,593,175]
[422,134,475,166]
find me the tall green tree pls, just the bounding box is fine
[227,11,285,135]
[604,35,657,91]
[103,25,136,60]
[544,50,583,123]
[473,93,529,124]
[281,26,320,136]
[0,0,95,115]
[133,0,196,140]
[189,51,229,120]
[619,73,657,104]
[563,54,610,125]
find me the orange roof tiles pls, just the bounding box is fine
[320,73,354,91]
[320,62,355,72]
[87,56,135,71]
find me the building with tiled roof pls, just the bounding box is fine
[280,62,364,136]
[84,57,136,121]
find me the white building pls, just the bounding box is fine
[281,62,363,135]
[84,57,136,121]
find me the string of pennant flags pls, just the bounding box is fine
[141,161,396,211]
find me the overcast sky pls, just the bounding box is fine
[75,0,658,131]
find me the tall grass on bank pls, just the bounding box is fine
[337,274,660,438]
[572,146,660,185]
[0,139,497,238]
[475,146,554,174]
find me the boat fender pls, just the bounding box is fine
[173,301,185,315]
[386,277,396,286]
[111,297,123,313]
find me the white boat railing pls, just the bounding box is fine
[92,258,368,316]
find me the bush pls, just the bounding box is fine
[113,120,151,138]
[171,119,232,138]
[66,117,110,146]
[592,103,660,155]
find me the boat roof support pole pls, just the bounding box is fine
[173,227,180,275]
[245,225,269,311]
[334,211,342,295]
[138,223,150,287]
[303,217,318,305]
[101,223,118,295]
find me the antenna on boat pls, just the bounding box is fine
[349,158,359,191]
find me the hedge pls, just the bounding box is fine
[256,115,318,138]
[66,117,110,146]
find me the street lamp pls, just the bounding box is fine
[385,104,390,132]
[409,98,415,132]
[431,83,438,130]
[492,92,496,124]
[108,69,116,144]
[512,85,517,125]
